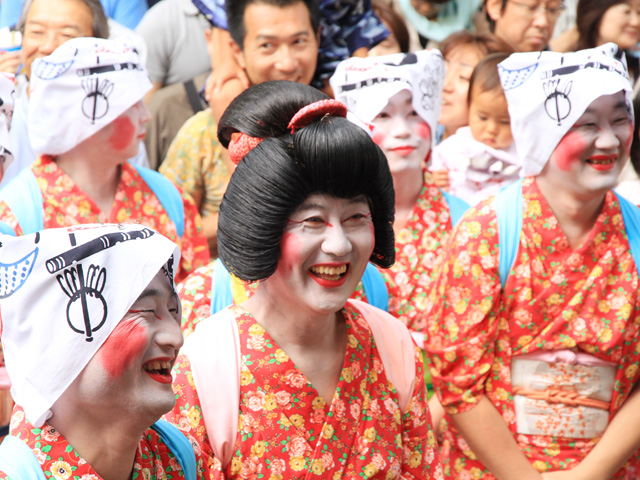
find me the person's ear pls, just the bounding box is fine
[231,40,247,70]
[485,0,504,21]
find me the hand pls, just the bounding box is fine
[0,50,21,74]
[205,61,250,102]
[432,169,450,190]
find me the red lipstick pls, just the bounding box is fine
[309,263,350,288]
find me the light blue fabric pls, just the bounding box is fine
[151,420,197,480]
[398,0,482,43]
[0,435,46,479]
[134,165,185,238]
[0,422,196,480]
[496,179,523,289]
[496,183,640,289]
[441,190,470,227]
[0,0,147,30]
[211,258,234,316]
[614,191,640,272]
[361,263,389,312]
[0,167,43,235]
[211,260,389,315]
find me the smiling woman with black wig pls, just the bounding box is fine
[167,80,442,479]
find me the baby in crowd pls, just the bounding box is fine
[431,53,521,205]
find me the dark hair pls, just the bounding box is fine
[483,0,508,32]
[468,52,511,105]
[576,0,625,50]
[227,0,320,49]
[575,0,640,83]
[439,30,513,61]
[372,0,410,53]
[217,81,395,282]
[18,0,109,39]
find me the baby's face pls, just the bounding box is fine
[468,86,513,150]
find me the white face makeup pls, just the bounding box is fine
[543,91,633,196]
[262,194,375,316]
[60,269,183,423]
[371,89,431,174]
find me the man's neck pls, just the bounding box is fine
[535,176,606,250]
[48,407,149,480]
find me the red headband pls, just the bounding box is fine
[228,132,263,166]
[287,99,348,133]
[227,99,348,166]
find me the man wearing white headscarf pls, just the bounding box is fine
[0,37,209,282]
[0,223,214,478]
[425,43,640,478]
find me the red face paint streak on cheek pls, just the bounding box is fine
[551,131,586,171]
[278,231,303,273]
[415,122,431,140]
[99,319,147,378]
[108,116,136,151]
[371,131,385,146]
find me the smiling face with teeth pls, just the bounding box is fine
[258,193,375,316]
[57,269,184,425]
[541,91,633,196]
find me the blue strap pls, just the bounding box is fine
[441,190,470,227]
[361,263,389,312]
[134,165,185,238]
[211,258,234,315]
[0,221,16,236]
[151,420,196,480]
[614,191,640,271]
[0,168,44,235]
[496,179,523,289]
[0,435,47,479]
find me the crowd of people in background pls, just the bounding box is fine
[0,0,639,478]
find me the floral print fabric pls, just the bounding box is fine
[0,156,209,282]
[178,262,365,337]
[426,177,640,477]
[159,109,232,219]
[2,406,215,479]
[168,303,443,479]
[381,170,453,334]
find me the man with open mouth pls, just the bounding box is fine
[0,223,213,479]
[426,43,640,479]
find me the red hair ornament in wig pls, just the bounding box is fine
[227,99,348,165]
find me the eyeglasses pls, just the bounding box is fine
[507,0,566,20]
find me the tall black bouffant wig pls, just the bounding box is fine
[217,80,395,282]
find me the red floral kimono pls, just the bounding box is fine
[381,170,454,334]
[426,177,640,477]
[168,304,443,479]
[0,156,209,282]
[2,406,215,479]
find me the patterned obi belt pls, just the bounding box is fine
[511,350,616,439]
